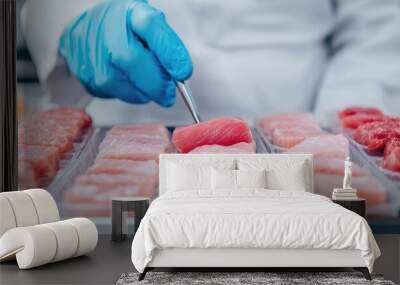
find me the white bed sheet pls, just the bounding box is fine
[131,190,380,273]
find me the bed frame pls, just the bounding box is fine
[139,154,371,280]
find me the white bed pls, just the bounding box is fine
[131,154,380,280]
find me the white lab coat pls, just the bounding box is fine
[21,0,400,126]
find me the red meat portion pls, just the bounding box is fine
[172,117,253,153]
[19,128,74,154]
[20,118,83,141]
[41,107,92,128]
[353,120,400,152]
[339,114,385,130]
[18,107,92,188]
[19,107,92,154]
[382,139,400,172]
[18,145,60,179]
[338,107,384,119]
[384,138,400,156]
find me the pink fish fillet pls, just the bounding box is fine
[108,123,168,137]
[87,159,158,176]
[172,117,253,153]
[97,141,169,161]
[41,107,92,128]
[76,172,155,190]
[286,134,349,160]
[64,184,156,204]
[99,133,170,150]
[71,173,157,198]
[18,128,74,154]
[257,113,320,136]
[63,184,158,217]
[272,127,322,149]
[189,142,256,154]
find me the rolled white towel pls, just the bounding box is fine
[0,218,98,269]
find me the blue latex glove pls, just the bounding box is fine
[59,0,193,107]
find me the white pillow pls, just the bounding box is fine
[211,168,237,190]
[267,167,307,191]
[167,162,211,191]
[238,159,309,191]
[236,169,267,189]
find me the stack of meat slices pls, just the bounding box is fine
[18,107,92,189]
[338,107,385,130]
[63,123,169,217]
[257,113,323,149]
[338,107,400,172]
[286,134,387,213]
[172,117,255,154]
[258,112,388,215]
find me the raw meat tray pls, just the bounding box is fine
[50,126,269,227]
[45,126,95,198]
[340,129,400,183]
[255,126,400,217]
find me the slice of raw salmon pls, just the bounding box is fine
[87,159,158,176]
[286,134,349,160]
[272,127,322,149]
[257,113,320,136]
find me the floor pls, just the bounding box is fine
[1,234,399,285]
[0,235,134,285]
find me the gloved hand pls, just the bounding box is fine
[59,0,193,107]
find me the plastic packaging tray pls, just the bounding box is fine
[53,126,269,223]
[347,134,400,183]
[45,126,95,196]
[255,126,400,217]
[330,125,400,181]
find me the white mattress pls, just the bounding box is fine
[131,190,380,273]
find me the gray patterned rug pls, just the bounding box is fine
[117,272,396,285]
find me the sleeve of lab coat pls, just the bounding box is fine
[314,0,400,126]
[20,0,104,82]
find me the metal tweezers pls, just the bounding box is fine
[176,81,201,124]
